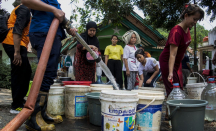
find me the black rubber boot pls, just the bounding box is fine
[25,92,55,131]
[41,91,63,124]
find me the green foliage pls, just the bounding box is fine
[0,59,11,89]
[190,23,209,49]
[71,0,215,32]
[0,59,38,88]
[157,28,169,38]
[136,0,189,30]
[199,0,216,22]
[30,62,37,81]
[71,0,134,32]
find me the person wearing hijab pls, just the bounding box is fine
[74,21,100,82]
[122,30,141,90]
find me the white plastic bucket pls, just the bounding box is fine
[187,77,198,84]
[187,72,204,84]
[131,90,165,131]
[90,84,113,88]
[100,90,139,131]
[90,87,113,92]
[47,85,65,115]
[186,83,207,99]
[139,87,165,92]
[138,87,166,96]
[64,85,90,119]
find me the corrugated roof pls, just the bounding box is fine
[130,12,166,40]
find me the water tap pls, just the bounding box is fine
[62,17,73,30]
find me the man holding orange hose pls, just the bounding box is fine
[21,0,77,130]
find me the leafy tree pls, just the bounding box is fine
[199,0,216,22]
[71,0,214,31]
[136,0,189,30]
[71,0,134,31]
[157,28,169,38]
[190,23,209,49]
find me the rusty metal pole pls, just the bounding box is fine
[193,0,198,71]
[1,18,59,131]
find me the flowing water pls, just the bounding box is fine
[74,30,119,90]
[97,60,119,90]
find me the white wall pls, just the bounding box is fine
[208,29,216,46]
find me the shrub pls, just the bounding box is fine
[30,61,37,81]
[0,59,11,89]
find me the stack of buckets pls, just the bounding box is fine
[47,82,167,130]
[47,81,92,119]
[98,89,165,131]
[90,84,113,92]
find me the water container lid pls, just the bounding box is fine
[208,78,214,82]
[101,90,138,96]
[173,83,179,86]
[91,87,113,91]
[85,92,100,99]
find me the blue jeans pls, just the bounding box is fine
[29,32,62,92]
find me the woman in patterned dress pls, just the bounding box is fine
[74,21,100,82]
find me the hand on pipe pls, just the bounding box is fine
[90,45,98,52]
[66,28,77,36]
[53,8,65,23]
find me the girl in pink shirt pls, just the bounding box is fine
[159,4,204,97]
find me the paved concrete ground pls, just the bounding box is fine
[0,88,216,131]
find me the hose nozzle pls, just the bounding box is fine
[62,17,73,30]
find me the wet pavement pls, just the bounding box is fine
[1,88,216,131]
[55,117,101,131]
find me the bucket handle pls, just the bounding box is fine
[168,106,180,120]
[136,98,156,112]
[188,72,206,85]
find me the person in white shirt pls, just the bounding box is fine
[122,30,141,90]
[135,49,161,87]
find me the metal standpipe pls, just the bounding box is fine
[1,18,60,131]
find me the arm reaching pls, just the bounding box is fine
[168,44,178,82]
[21,0,65,23]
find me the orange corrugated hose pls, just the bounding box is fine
[1,18,59,131]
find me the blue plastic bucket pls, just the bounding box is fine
[132,90,165,131]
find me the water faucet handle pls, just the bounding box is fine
[62,17,73,30]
